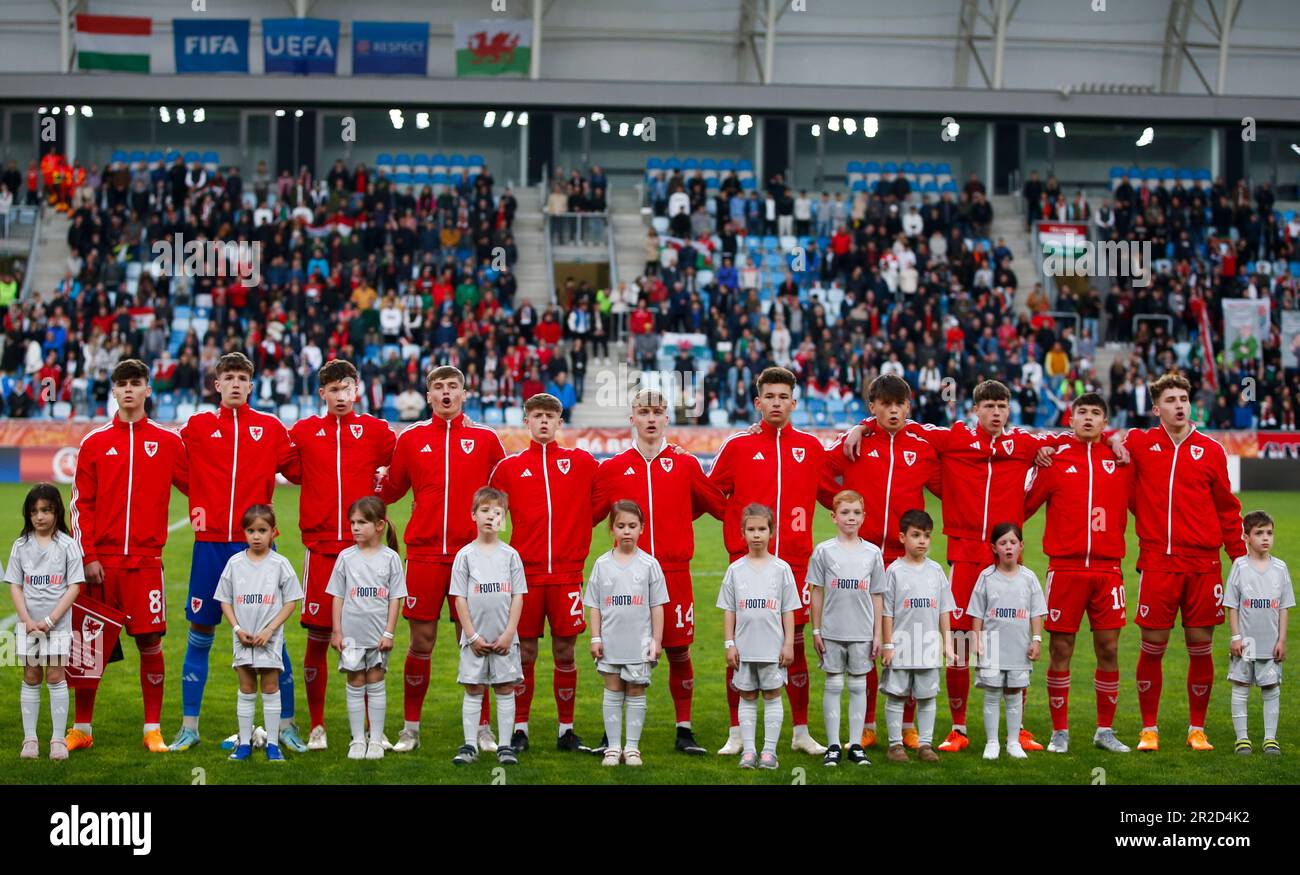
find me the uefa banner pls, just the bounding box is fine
[453,19,532,76]
[173,18,250,73]
[262,17,339,75]
[352,20,428,75]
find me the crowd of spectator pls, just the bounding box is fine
[545,165,608,245]
[1024,168,1300,431]
[0,153,611,423]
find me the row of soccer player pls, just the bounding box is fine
[7,355,1291,762]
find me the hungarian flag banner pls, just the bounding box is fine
[453,19,531,77]
[76,14,152,73]
[1198,296,1218,391]
[65,592,127,688]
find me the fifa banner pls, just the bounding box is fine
[453,19,532,77]
[263,18,339,75]
[173,18,250,73]
[1221,298,1271,365]
[1282,310,1300,373]
[352,21,428,75]
[65,594,127,689]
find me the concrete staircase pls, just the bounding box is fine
[24,209,71,301]
[989,194,1039,313]
[509,185,552,310]
[609,185,650,291]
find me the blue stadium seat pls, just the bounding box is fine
[483,406,504,425]
[467,154,485,168]
[183,151,200,164]
[146,150,163,166]
[449,154,466,167]
[851,179,867,192]
[413,153,431,171]
[394,172,412,187]
[901,161,917,174]
[741,178,756,191]
[762,235,780,251]
[110,150,129,166]
[646,156,664,170]
[364,344,381,363]
[917,162,935,175]
[394,153,412,173]
[1177,169,1194,184]
[883,161,898,174]
[202,150,219,169]
[941,181,958,193]
[165,150,181,164]
[846,160,864,174]
[432,173,449,186]
[737,159,753,171]
[376,152,394,167]
[702,158,718,171]
[719,159,735,171]
[865,161,881,173]
[922,181,938,193]
[1194,168,1212,182]
[413,172,431,188]
[705,177,719,189]
[682,157,699,170]
[665,156,681,170]
[935,162,952,175]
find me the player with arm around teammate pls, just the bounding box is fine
[968,522,1048,761]
[717,503,801,770]
[7,484,83,760]
[809,489,886,767]
[879,509,955,764]
[214,505,303,762]
[449,487,527,767]
[326,497,406,761]
[1225,511,1294,756]
[587,500,669,767]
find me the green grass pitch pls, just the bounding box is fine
[1,483,1296,786]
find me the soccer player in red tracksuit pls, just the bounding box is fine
[489,392,599,753]
[1023,392,1136,755]
[379,365,505,754]
[846,379,1076,753]
[590,388,724,757]
[708,366,834,757]
[171,352,300,753]
[822,375,941,751]
[1124,372,1244,753]
[67,359,189,753]
[282,359,396,751]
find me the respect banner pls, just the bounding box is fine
[352,21,427,75]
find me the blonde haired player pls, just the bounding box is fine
[1225,511,1294,756]
[969,522,1047,761]
[450,487,527,766]
[586,500,669,767]
[809,489,886,767]
[717,503,801,769]
[879,509,954,763]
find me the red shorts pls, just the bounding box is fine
[1136,568,1226,630]
[661,568,695,648]
[519,583,587,639]
[403,557,455,623]
[85,564,167,636]
[948,561,984,632]
[1044,568,1126,634]
[301,548,340,631]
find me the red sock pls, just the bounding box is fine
[903,696,916,724]
[1136,640,1166,728]
[553,661,577,725]
[726,665,740,727]
[304,631,331,729]
[403,648,431,723]
[515,660,536,725]
[74,680,99,725]
[1047,669,1071,731]
[865,663,879,724]
[480,691,492,728]
[786,628,810,725]
[946,665,970,725]
[1186,641,1215,728]
[1094,669,1120,729]
[666,648,693,724]
[137,640,165,725]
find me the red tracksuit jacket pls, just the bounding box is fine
[707,421,831,567]
[590,441,723,573]
[378,413,506,562]
[285,410,396,554]
[823,426,941,557]
[489,440,599,585]
[72,415,190,567]
[180,405,295,542]
[1024,436,1133,570]
[1124,424,1245,571]
[884,419,1052,565]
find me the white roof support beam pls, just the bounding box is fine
[991,0,1012,89]
[1215,0,1241,95]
